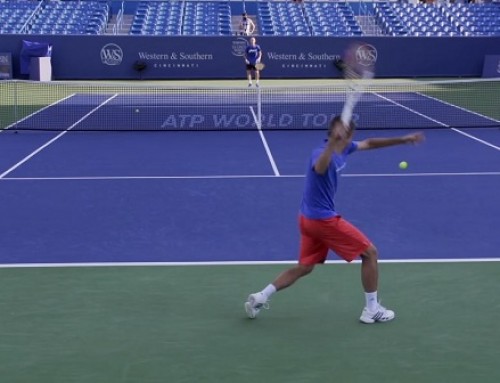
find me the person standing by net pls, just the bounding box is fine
[244,37,262,87]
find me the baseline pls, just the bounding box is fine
[1,258,499,269]
[1,171,499,181]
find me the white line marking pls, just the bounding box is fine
[373,92,449,127]
[376,91,500,151]
[0,94,119,179]
[343,171,500,177]
[124,105,251,108]
[416,91,500,125]
[0,258,499,269]
[450,128,500,151]
[1,172,499,181]
[250,106,280,176]
[414,91,500,151]
[2,93,77,132]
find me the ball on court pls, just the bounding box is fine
[135,109,140,113]
[399,161,408,170]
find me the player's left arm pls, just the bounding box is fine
[357,132,424,151]
[249,19,256,34]
[257,46,262,63]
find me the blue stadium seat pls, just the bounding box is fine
[22,1,110,35]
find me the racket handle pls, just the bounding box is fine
[341,70,373,125]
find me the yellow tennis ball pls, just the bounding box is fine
[399,161,408,170]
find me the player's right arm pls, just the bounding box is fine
[244,47,250,64]
[313,138,336,174]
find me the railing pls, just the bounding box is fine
[19,1,44,34]
[116,7,124,35]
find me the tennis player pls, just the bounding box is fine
[244,37,262,87]
[245,117,424,323]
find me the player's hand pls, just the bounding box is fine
[245,59,250,65]
[403,132,425,145]
[327,121,350,149]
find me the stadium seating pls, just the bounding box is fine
[375,1,500,37]
[445,3,500,36]
[0,1,499,37]
[0,0,109,35]
[28,1,110,35]
[374,3,457,36]
[130,1,232,36]
[0,0,39,34]
[180,1,232,36]
[303,2,362,36]
[257,2,311,36]
[130,1,184,35]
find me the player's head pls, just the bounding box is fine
[328,116,355,139]
[249,37,256,45]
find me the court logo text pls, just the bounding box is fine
[100,43,123,66]
[355,44,377,67]
[231,38,248,57]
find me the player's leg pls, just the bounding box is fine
[322,216,395,323]
[244,262,315,319]
[246,66,252,86]
[272,263,314,291]
[244,216,327,319]
[360,245,378,295]
[255,68,260,87]
[359,245,395,324]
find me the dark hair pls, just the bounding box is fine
[328,116,356,136]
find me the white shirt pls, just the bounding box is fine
[240,17,255,36]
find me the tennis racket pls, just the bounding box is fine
[334,42,375,130]
[255,62,265,71]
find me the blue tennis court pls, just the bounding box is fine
[1,80,500,383]
[1,82,499,265]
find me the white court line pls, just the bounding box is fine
[416,90,500,125]
[375,92,500,151]
[449,128,500,151]
[0,258,499,269]
[374,92,449,127]
[1,171,499,181]
[250,106,280,176]
[415,91,500,151]
[1,93,77,132]
[124,105,251,108]
[0,94,119,179]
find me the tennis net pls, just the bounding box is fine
[1,78,499,132]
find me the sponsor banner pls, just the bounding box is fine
[0,35,499,79]
[482,55,500,78]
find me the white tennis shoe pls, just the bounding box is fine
[244,292,269,319]
[359,303,395,324]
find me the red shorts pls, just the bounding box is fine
[299,214,371,265]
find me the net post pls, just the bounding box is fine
[14,80,18,129]
[257,86,262,130]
